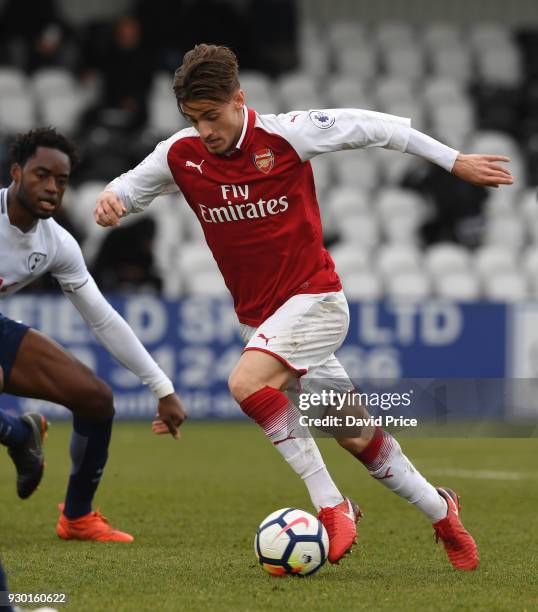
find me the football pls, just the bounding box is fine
[254,508,329,576]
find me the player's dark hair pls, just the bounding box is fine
[173,43,240,107]
[10,127,79,169]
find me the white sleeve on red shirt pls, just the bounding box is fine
[265,108,458,172]
[63,276,175,399]
[105,131,193,213]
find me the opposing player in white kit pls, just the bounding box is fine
[95,44,513,569]
[0,128,186,541]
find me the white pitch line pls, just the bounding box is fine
[427,468,537,481]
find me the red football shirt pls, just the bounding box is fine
[108,106,411,326]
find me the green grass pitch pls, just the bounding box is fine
[0,421,537,612]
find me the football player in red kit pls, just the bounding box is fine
[94,44,513,569]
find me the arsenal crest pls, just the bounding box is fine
[253,148,275,174]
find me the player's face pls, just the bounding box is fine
[181,90,245,154]
[11,146,70,220]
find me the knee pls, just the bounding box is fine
[81,378,115,420]
[336,436,369,455]
[228,369,260,404]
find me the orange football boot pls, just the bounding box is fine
[56,503,134,542]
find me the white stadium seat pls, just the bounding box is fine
[375,77,414,108]
[435,271,481,301]
[422,24,463,51]
[329,243,371,275]
[0,94,35,132]
[377,243,422,277]
[422,77,468,109]
[484,217,526,250]
[382,213,421,245]
[148,93,186,136]
[430,47,472,82]
[383,45,425,82]
[484,272,528,302]
[386,270,431,301]
[474,245,518,279]
[332,151,381,191]
[186,271,229,297]
[424,243,472,276]
[40,92,85,134]
[375,22,415,51]
[333,45,378,82]
[468,24,512,52]
[0,67,28,96]
[337,213,381,248]
[277,72,323,110]
[375,187,426,223]
[31,68,76,100]
[326,185,370,218]
[327,22,369,53]
[341,271,383,301]
[325,76,373,109]
[310,154,333,197]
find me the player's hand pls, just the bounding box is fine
[151,394,187,440]
[94,190,126,227]
[451,154,514,188]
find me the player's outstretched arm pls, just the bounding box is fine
[451,154,514,188]
[152,395,188,440]
[94,190,126,227]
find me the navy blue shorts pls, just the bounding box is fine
[0,313,29,383]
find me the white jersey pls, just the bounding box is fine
[0,188,88,297]
[0,187,174,399]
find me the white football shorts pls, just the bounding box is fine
[240,291,354,395]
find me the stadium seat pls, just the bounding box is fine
[424,243,472,276]
[383,100,425,132]
[422,24,463,51]
[327,22,369,53]
[325,76,373,109]
[484,216,526,250]
[326,185,370,218]
[337,213,381,248]
[372,147,416,185]
[377,243,422,277]
[430,101,475,141]
[474,245,518,278]
[484,272,528,302]
[375,77,414,108]
[0,67,27,96]
[422,77,467,109]
[278,72,323,111]
[476,45,523,87]
[148,93,186,136]
[382,213,421,245]
[239,70,273,100]
[375,187,426,223]
[341,271,383,301]
[468,24,512,52]
[522,246,538,278]
[333,45,378,82]
[435,271,481,301]
[375,22,415,51]
[0,94,36,133]
[40,92,85,134]
[299,36,331,80]
[186,271,229,297]
[329,243,371,275]
[332,150,381,191]
[383,45,424,82]
[430,47,472,82]
[386,270,431,301]
[31,68,76,100]
[483,190,519,219]
[310,154,333,198]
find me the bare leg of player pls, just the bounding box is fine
[229,350,359,563]
[6,329,133,542]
